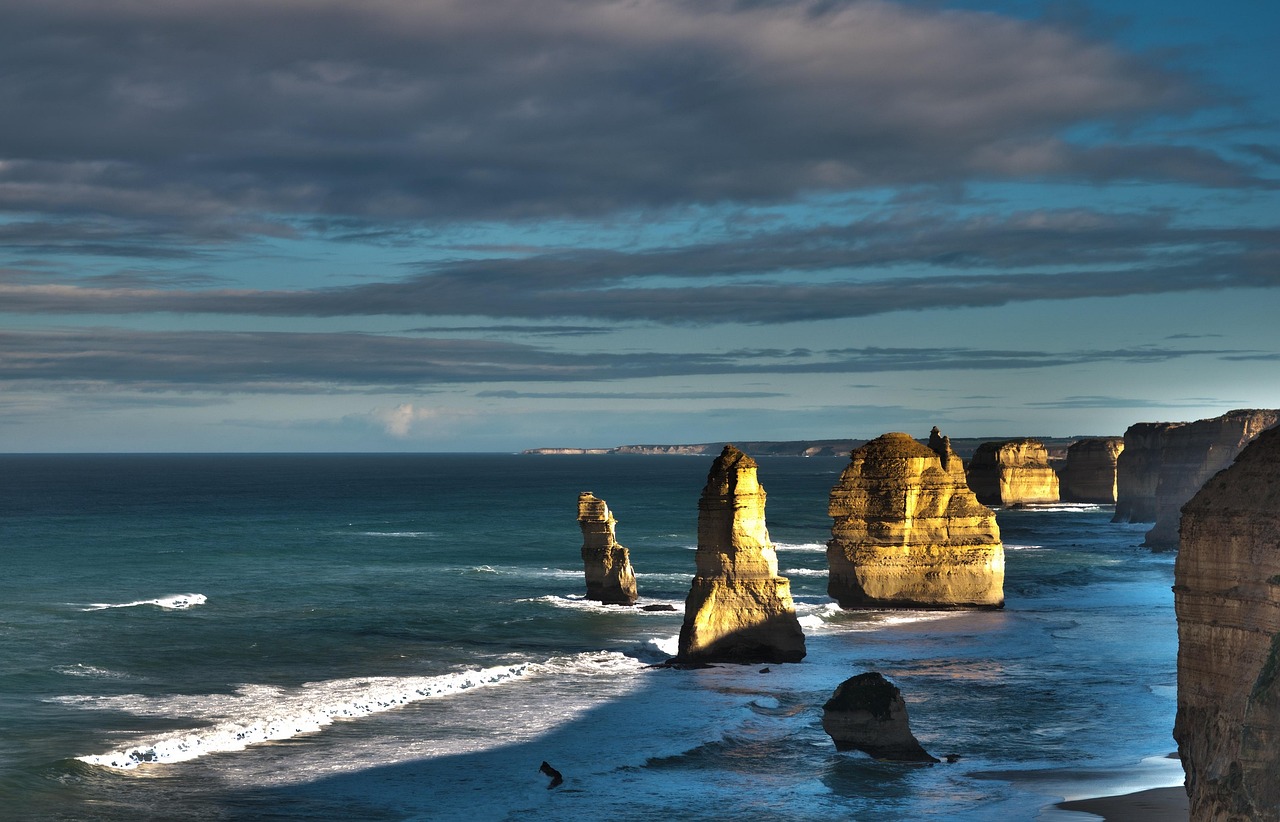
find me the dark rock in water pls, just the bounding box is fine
[821,672,939,763]
[539,760,563,789]
[759,667,771,674]
[640,604,677,612]
[945,753,961,763]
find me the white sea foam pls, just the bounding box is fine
[520,594,685,615]
[772,542,826,553]
[80,593,207,612]
[356,531,436,538]
[783,568,827,577]
[53,663,131,679]
[1005,544,1044,551]
[1001,503,1104,513]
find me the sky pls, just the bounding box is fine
[1,0,1277,452]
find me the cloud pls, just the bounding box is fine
[0,0,1251,244]
[476,389,787,400]
[1025,395,1243,409]
[371,403,434,437]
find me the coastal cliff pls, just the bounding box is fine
[1174,425,1280,822]
[966,438,1060,506]
[677,445,806,663]
[1058,437,1124,504]
[1113,409,1280,548]
[577,492,638,606]
[826,428,1004,609]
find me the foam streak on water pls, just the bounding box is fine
[80,593,207,611]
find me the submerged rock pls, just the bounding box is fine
[826,429,1004,609]
[1174,425,1280,822]
[577,492,638,606]
[966,438,1060,506]
[676,445,806,663]
[1113,409,1280,548]
[822,672,939,762]
[1058,437,1124,504]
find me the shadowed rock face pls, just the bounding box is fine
[826,429,1004,609]
[677,445,806,663]
[966,438,1060,505]
[1113,409,1280,548]
[1174,425,1280,822]
[1058,437,1124,504]
[822,672,939,762]
[577,492,638,606]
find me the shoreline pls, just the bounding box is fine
[1052,786,1187,821]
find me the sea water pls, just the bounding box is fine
[0,454,1180,821]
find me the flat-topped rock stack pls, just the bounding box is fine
[1114,409,1280,548]
[1058,437,1124,504]
[826,428,1004,609]
[677,445,806,663]
[1174,425,1280,822]
[577,492,638,606]
[965,438,1060,506]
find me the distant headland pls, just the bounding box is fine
[523,437,1091,461]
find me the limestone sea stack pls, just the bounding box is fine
[1058,437,1124,504]
[965,438,1060,506]
[1113,409,1280,548]
[826,429,1004,609]
[676,445,806,663]
[1174,425,1280,821]
[821,672,939,762]
[577,492,638,606]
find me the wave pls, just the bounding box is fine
[52,664,131,679]
[1000,503,1105,513]
[782,568,827,577]
[1005,544,1044,551]
[772,542,826,553]
[355,531,436,538]
[80,593,207,612]
[520,594,685,615]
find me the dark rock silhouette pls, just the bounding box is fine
[538,760,563,789]
[1058,437,1124,503]
[821,672,939,762]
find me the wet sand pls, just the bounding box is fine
[1055,786,1187,821]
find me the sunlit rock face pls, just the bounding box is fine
[1058,437,1125,504]
[677,445,806,663]
[826,429,1004,609]
[822,672,939,763]
[965,438,1060,506]
[1113,409,1280,548]
[1174,425,1280,822]
[577,492,638,606]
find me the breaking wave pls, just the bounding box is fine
[80,594,207,612]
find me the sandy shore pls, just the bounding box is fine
[1055,786,1188,821]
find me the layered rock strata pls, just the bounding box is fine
[1174,425,1280,822]
[827,429,1004,609]
[966,438,1060,506]
[822,672,938,762]
[1113,409,1280,548]
[1058,437,1124,504]
[677,445,806,663]
[577,492,638,606]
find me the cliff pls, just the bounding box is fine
[1113,409,1280,548]
[677,445,806,663]
[1058,437,1124,503]
[577,492,638,606]
[966,438,1060,506]
[826,428,1004,609]
[822,672,939,762]
[1174,425,1280,822]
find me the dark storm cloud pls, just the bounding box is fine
[476,390,787,400]
[1,208,1275,323]
[1026,395,1244,409]
[0,0,1252,237]
[0,328,1245,391]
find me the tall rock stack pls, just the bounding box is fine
[677,445,806,663]
[965,438,1060,506]
[1113,409,1280,548]
[827,428,1004,609]
[577,492,638,606]
[1174,425,1280,822]
[1058,437,1124,504]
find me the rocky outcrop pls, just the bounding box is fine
[676,446,806,663]
[1174,425,1280,822]
[1113,409,1280,548]
[822,672,939,762]
[966,438,1060,505]
[826,428,1004,609]
[577,492,638,606]
[1058,437,1124,503]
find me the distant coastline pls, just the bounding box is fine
[524,436,1099,461]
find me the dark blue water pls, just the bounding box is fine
[0,455,1179,820]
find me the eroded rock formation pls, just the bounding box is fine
[1058,437,1124,504]
[1113,409,1280,548]
[1174,425,1280,822]
[966,438,1060,505]
[577,492,638,606]
[826,428,1004,609]
[822,672,939,762]
[677,445,806,663]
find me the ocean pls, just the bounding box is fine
[0,454,1182,821]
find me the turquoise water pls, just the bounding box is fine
[0,454,1178,820]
